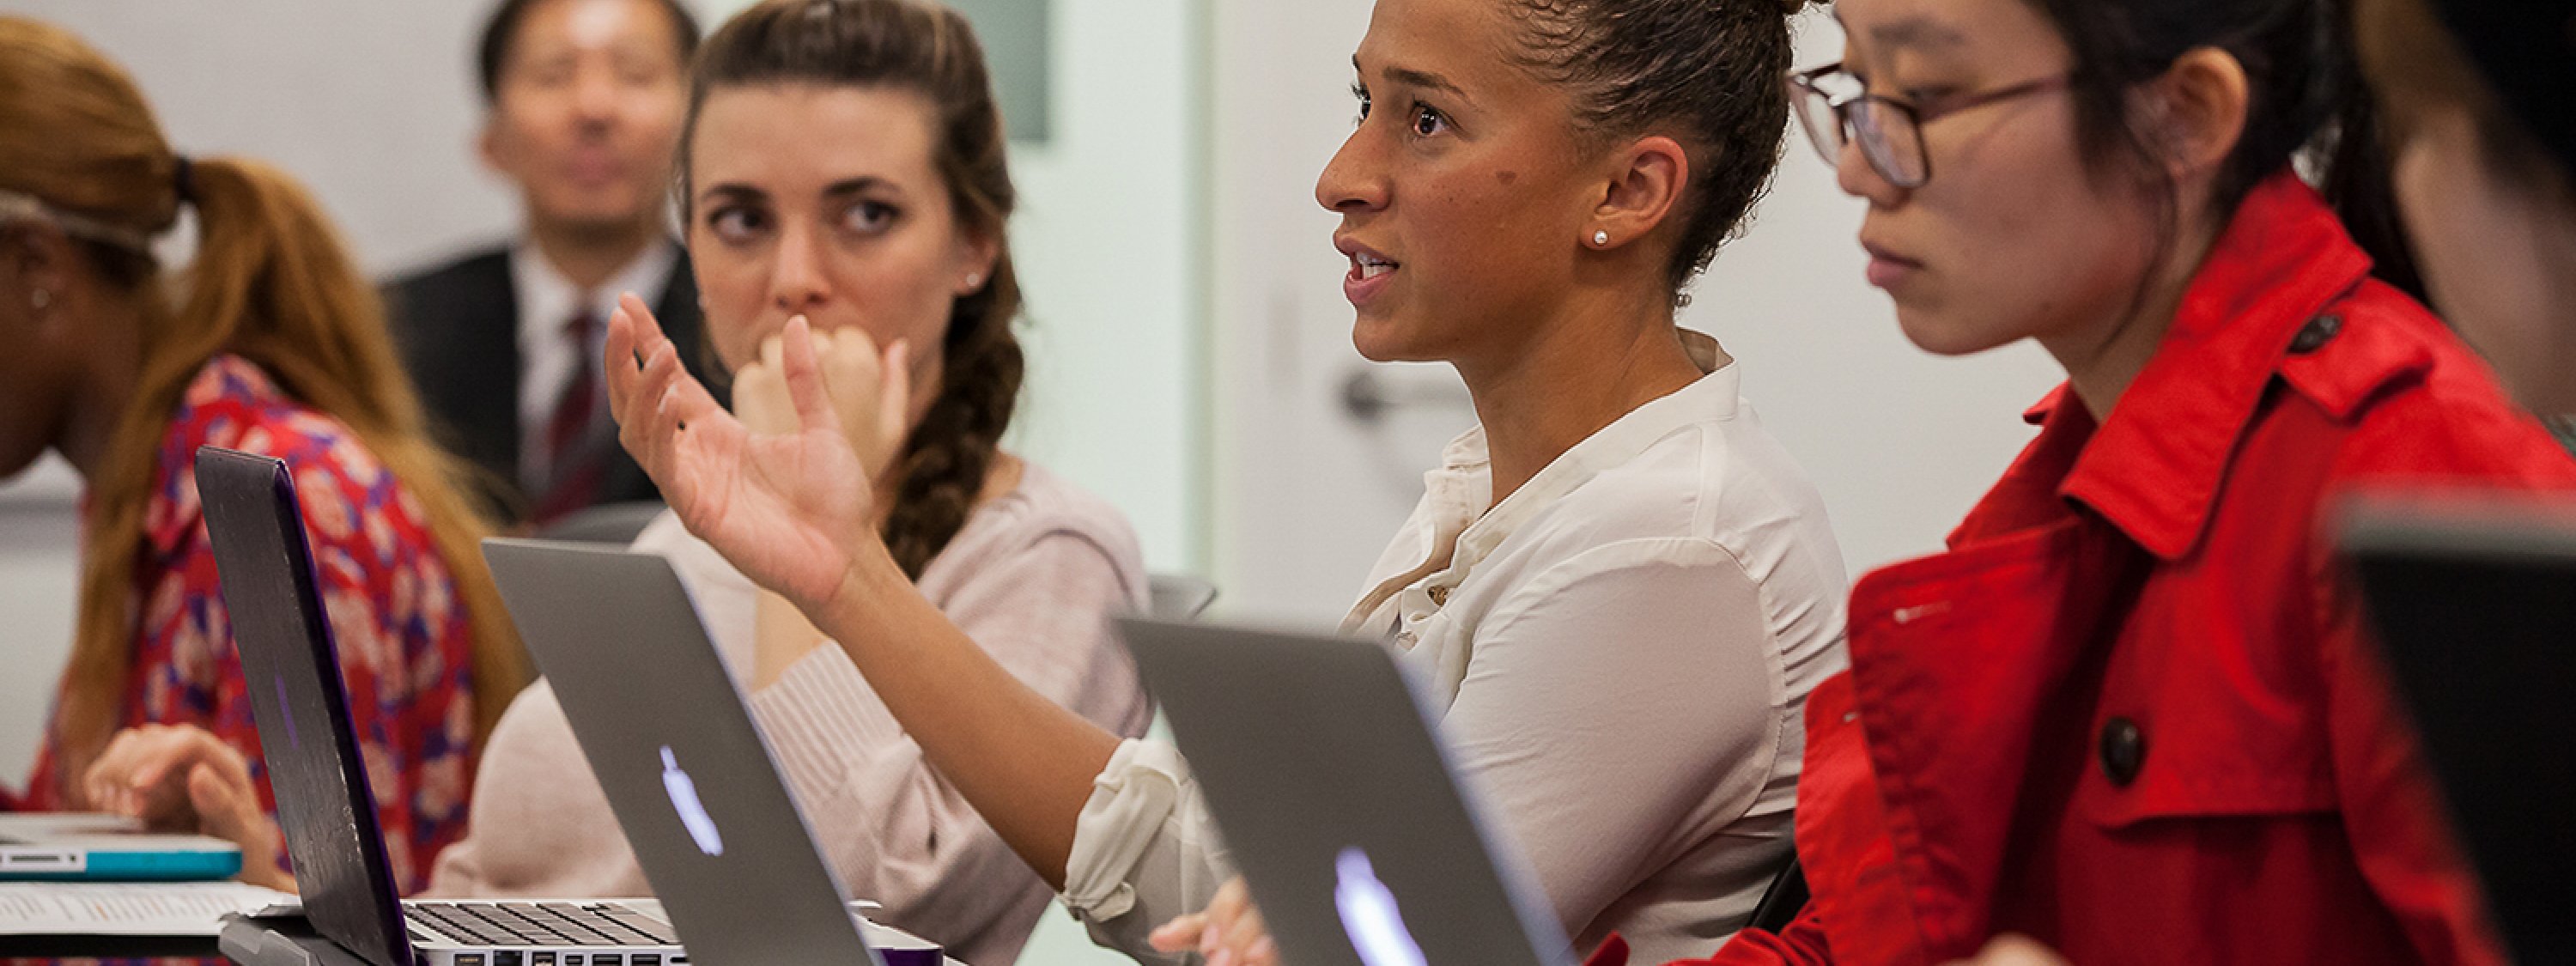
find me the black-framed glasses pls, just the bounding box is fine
[1786,64,2069,189]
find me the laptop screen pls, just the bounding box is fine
[197,447,415,966]
[2346,495,2576,966]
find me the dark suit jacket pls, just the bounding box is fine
[385,242,722,526]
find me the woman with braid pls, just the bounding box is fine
[110,2,1154,963]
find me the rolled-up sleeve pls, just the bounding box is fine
[1060,738,1232,961]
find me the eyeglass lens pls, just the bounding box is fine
[1849,101,1927,186]
[1789,74,1929,189]
[1792,85,1844,168]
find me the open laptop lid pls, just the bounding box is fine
[1115,617,1571,966]
[480,538,883,966]
[2343,493,2576,965]
[195,447,412,966]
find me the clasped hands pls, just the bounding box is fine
[726,315,912,490]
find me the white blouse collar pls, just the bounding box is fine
[1342,329,1740,630]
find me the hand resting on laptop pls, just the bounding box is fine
[81,722,293,892]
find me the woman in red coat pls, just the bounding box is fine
[1583,0,2576,963]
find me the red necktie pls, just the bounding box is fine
[532,307,606,525]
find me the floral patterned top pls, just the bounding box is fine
[20,355,480,894]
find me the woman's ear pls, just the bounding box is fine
[2142,47,2252,183]
[1588,135,1690,252]
[953,226,1002,297]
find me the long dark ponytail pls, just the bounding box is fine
[2027,0,2424,300]
[679,0,1025,578]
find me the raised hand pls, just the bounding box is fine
[731,321,914,688]
[604,293,880,611]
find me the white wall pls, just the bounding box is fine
[981,0,1204,572]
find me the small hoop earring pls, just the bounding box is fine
[30,289,50,312]
[1592,231,1610,247]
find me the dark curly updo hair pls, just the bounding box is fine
[1514,0,1825,301]
[679,0,1025,579]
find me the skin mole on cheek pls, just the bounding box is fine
[1498,169,1518,185]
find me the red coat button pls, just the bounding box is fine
[2099,717,2147,787]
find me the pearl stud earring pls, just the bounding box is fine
[1592,230,1610,246]
[30,289,50,312]
[965,272,984,289]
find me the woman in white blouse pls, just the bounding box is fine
[603,0,1843,962]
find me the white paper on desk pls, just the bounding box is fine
[0,882,296,936]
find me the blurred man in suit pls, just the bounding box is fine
[388,0,716,526]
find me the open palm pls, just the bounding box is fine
[605,295,876,609]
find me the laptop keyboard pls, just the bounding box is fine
[405,901,679,948]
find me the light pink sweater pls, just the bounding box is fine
[426,465,1153,966]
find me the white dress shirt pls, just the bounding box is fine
[510,239,679,491]
[1059,331,1852,965]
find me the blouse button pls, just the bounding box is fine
[2099,717,2148,787]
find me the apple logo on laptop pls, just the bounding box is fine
[1335,848,1425,966]
[661,746,723,857]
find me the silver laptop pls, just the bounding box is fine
[1112,617,1573,966]
[197,447,685,966]
[482,538,939,966]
